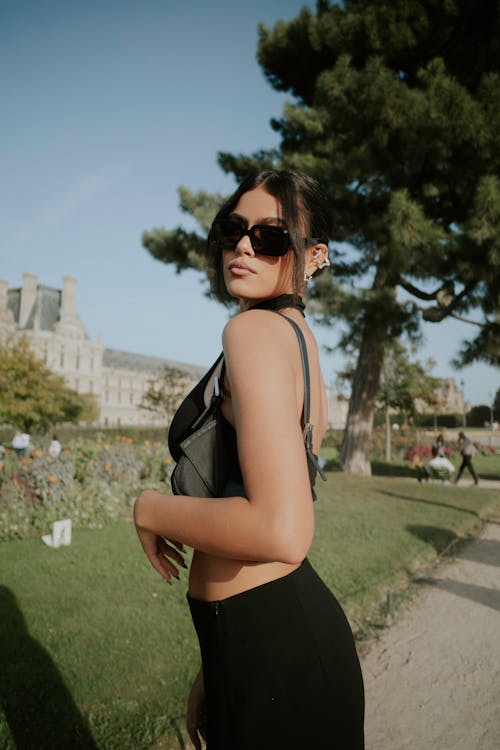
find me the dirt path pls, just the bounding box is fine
[362,520,500,750]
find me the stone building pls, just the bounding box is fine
[0,274,205,427]
[325,388,349,430]
[415,377,471,417]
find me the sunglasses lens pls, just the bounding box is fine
[251,226,288,256]
[212,220,243,250]
[211,220,289,256]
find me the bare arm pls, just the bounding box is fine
[134,310,314,567]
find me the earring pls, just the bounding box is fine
[312,249,331,271]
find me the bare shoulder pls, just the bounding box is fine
[223,309,293,356]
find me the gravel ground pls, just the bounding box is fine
[362,508,500,750]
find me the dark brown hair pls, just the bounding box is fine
[207,170,330,302]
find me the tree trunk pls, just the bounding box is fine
[341,329,386,475]
[385,407,392,462]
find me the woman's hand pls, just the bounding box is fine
[187,667,207,749]
[135,526,186,582]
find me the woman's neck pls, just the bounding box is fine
[240,293,305,316]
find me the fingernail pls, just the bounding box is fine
[173,573,180,580]
[181,561,188,569]
[165,578,172,586]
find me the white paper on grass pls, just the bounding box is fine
[41,519,72,548]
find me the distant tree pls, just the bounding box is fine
[466,404,491,428]
[0,338,99,431]
[139,367,192,422]
[142,0,500,476]
[494,387,500,421]
[340,341,439,461]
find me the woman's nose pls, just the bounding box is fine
[234,233,255,256]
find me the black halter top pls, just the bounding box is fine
[168,294,326,499]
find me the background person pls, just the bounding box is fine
[434,433,446,457]
[426,445,455,480]
[12,431,30,457]
[134,170,364,749]
[455,431,479,485]
[48,435,61,460]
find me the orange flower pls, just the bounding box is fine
[63,448,71,454]
[49,474,58,484]
[0,463,4,472]
[103,463,111,472]
[164,458,172,465]
[34,449,42,457]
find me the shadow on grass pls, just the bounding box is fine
[371,460,416,478]
[375,489,480,519]
[0,586,99,750]
[406,524,459,553]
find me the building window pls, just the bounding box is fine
[105,390,109,403]
[76,351,80,370]
[89,380,93,393]
[60,347,64,368]
[129,392,133,405]
[90,356,94,372]
[118,393,121,404]
[75,378,79,390]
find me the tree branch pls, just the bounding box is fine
[398,276,444,301]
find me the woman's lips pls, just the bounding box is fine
[228,262,256,277]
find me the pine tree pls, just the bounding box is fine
[143,0,500,474]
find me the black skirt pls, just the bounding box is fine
[187,559,365,749]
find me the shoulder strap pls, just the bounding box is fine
[275,312,311,427]
[275,312,327,483]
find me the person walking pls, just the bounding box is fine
[455,431,479,485]
[134,170,365,749]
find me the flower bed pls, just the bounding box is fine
[0,435,172,542]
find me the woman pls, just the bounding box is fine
[134,170,365,749]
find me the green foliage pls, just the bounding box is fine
[494,388,500,420]
[0,435,172,542]
[140,0,500,472]
[377,342,439,413]
[0,338,99,431]
[466,404,493,427]
[252,2,500,361]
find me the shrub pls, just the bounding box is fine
[0,435,172,542]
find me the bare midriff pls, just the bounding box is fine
[188,552,301,602]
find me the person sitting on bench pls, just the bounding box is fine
[426,445,455,481]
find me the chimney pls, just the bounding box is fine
[60,276,77,319]
[0,280,8,310]
[0,280,14,327]
[19,273,37,328]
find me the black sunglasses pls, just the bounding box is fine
[210,217,322,257]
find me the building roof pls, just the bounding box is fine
[8,285,62,332]
[102,347,207,378]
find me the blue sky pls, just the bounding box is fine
[1,0,498,406]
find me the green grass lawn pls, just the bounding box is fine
[1,474,499,750]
